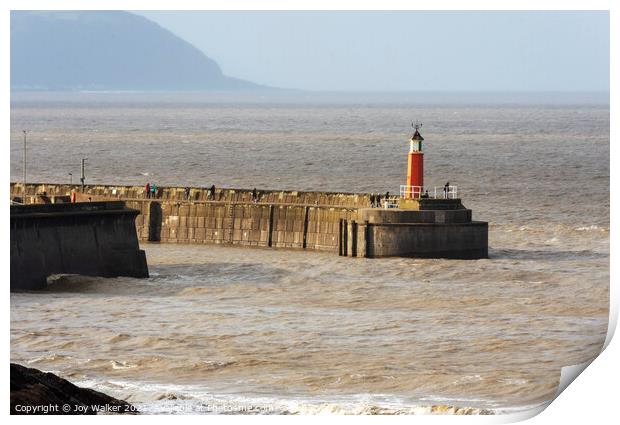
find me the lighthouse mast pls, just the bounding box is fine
[406,121,424,198]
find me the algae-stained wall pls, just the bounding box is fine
[125,199,357,253]
[13,183,364,253]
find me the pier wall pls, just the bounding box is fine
[11,183,488,259]
[10,201,149,291]
[12,183,364,253]
[123,199,358,252]
[366,222,488,259]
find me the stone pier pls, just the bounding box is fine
[10,183,488,260]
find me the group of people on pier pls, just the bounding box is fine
[144,182,160,199]
[146,183,220,201]
[370,181,453,207]
[143,183,454,204]
[370,192,391,208]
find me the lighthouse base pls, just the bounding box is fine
[341,202,488,259]
[363,220,488,259]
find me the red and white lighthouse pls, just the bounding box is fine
[406,122,424,198]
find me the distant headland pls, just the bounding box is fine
[10,11,267,91]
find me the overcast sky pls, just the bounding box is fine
[137,11,609,92]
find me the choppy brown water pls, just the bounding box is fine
[10,92,609,414]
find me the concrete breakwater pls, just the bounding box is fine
[10,201,148,291]
[11,183,488,259]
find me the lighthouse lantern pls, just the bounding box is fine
[410,128,423,152]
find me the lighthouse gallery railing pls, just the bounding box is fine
[399,185,458,199]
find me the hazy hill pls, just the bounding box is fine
[11,11,262,91]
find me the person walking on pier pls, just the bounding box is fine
[145,182,150,199]
[370,193,375,208]
[252,188,258,203]
[444,182,450,199]
[376,193,381,208]
[151,183,157,199]
[209,184,216,201]
[184,187,191,201]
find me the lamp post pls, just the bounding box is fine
[80,158,88,192]
[69,172,73,185]
[22,130,27,204]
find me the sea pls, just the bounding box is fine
[9,91,610,414]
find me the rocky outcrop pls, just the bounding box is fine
[10,363,137,415]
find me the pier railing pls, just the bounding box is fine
[382,197,400,208]
[399,185,458,199]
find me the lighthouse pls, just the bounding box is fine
[406,122,424,198]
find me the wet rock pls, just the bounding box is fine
[10,363,137,415]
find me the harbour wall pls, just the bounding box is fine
[11,183,366,253]
[10,201,149,291]
[11,183,488,259]
[126,199,358,253]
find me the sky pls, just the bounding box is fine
[136,10,609,92]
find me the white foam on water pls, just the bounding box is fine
[68,376,514,415]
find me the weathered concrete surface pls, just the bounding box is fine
[365,222,488,259]
[11,183,488,260]
[10,201,148,291]
[122,199,357,252]
[349,206,487,258]
[398,198,465,210]
[358,206,473,224]
[11,363,137,415]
